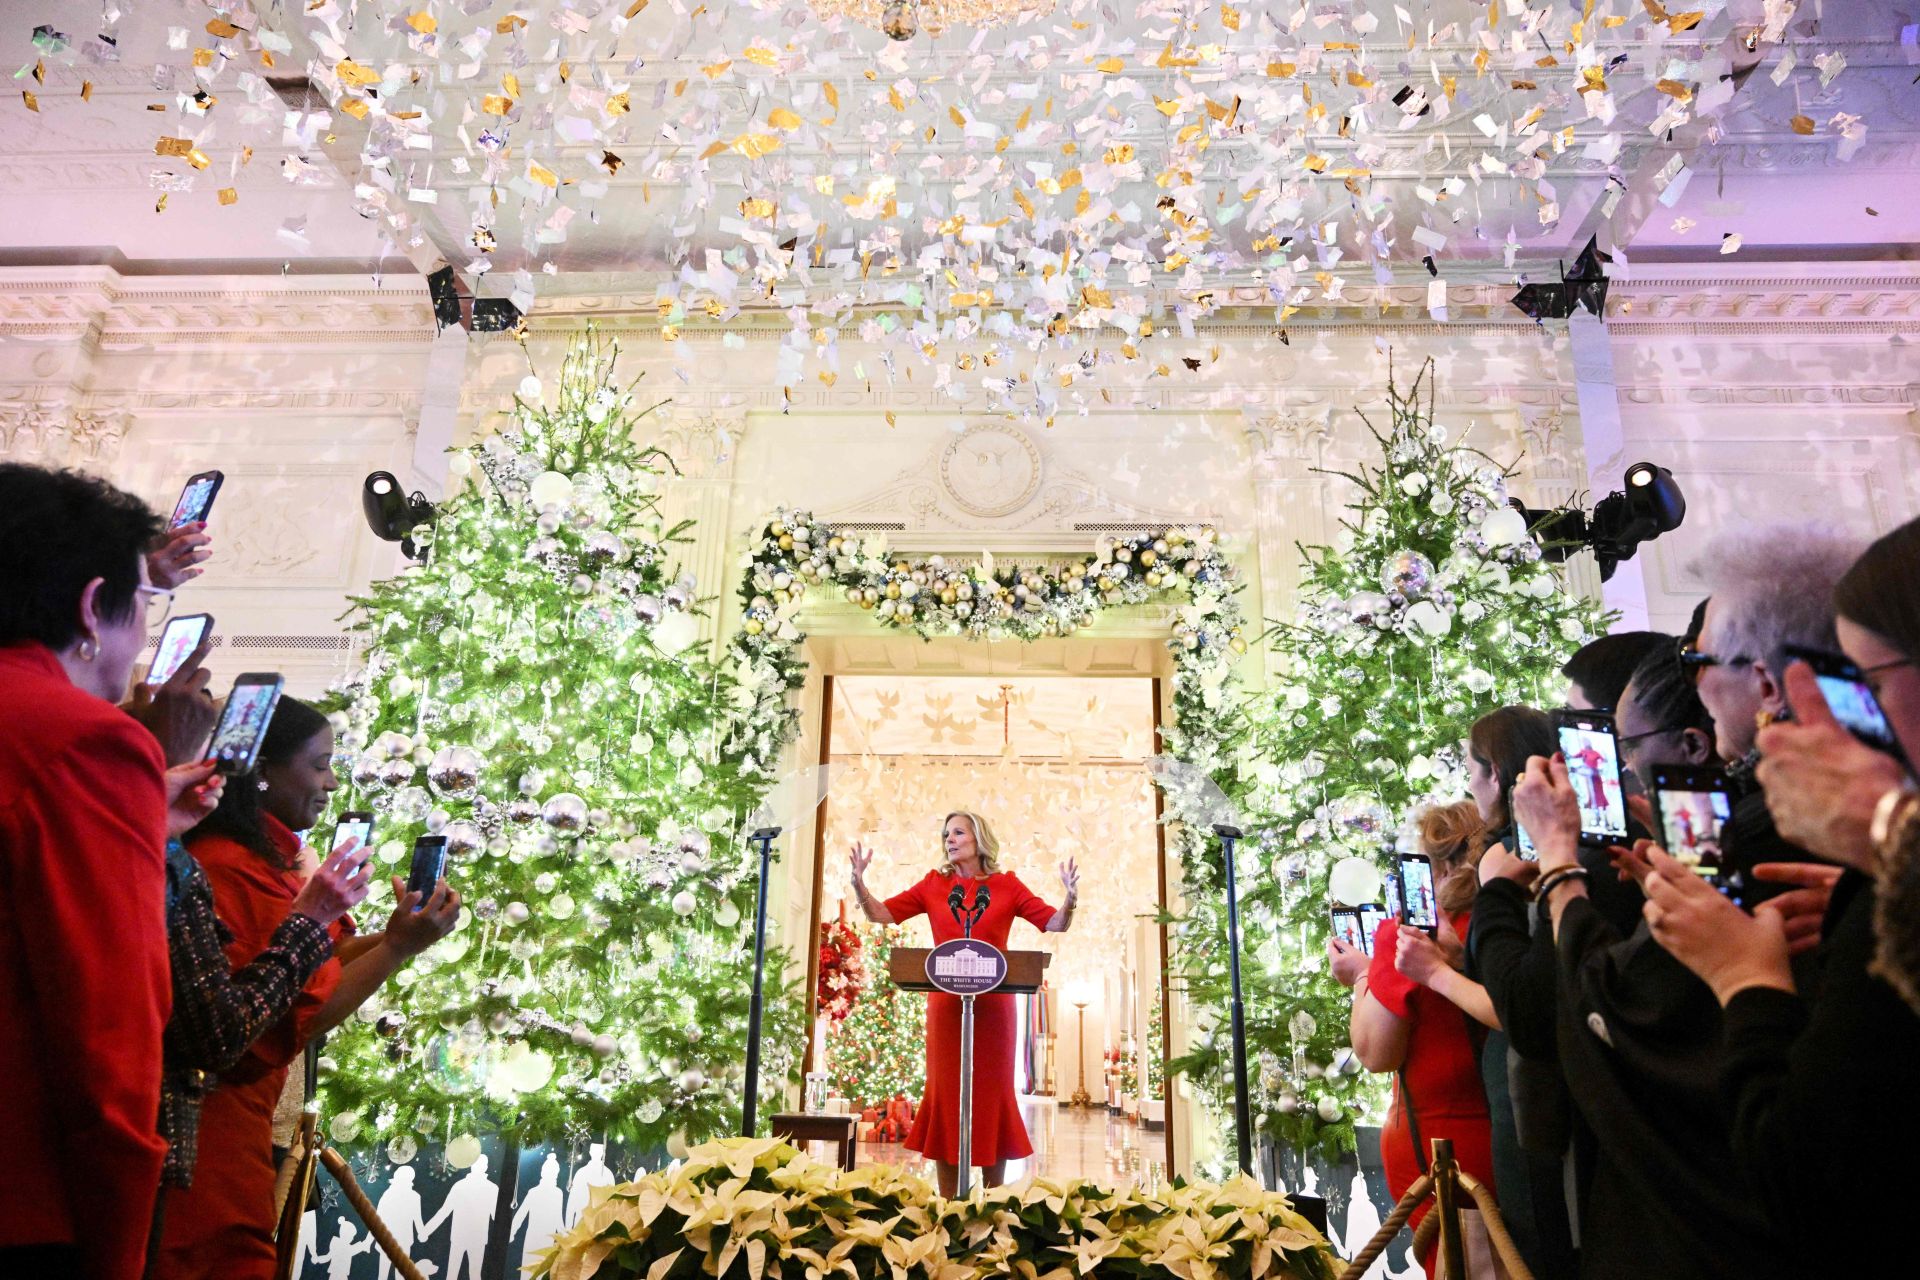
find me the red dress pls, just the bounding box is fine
[883,869,1056,1166]
[154,816,353,1280]
[1368,915,1496,1268]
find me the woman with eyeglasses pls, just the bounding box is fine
[1635,515,1920,1271]
[0,464,181,1280]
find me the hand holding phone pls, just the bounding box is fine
[1649,765,1739,903]
[1782,644,1906,763]
[332,812,376,857]
[292,838,375,927]
[208,674,285,775]
[405,836,448,911]
[1330,906,1368,955]
[148,614,214,686]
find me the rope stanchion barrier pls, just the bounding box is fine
[1335,1174,1432,1280]
[317,1147,428,1280]
[1333,1140,1537,1280]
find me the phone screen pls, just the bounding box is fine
[406,837,448,908]
[1813,672,1901,755]
[332,816,374,856]
[1330,907,1367,954]
[1556,715,1628,842]
[1507,785,1539,861]
[210,678,283,774]
[170,473,220,529]
[147,614,210,686]
[1383,874,1403,923]
[1358,903,1388,950]
[1397,854,1439,932]
[1651,769,1737,902]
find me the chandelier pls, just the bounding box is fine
[809,0,1057,41]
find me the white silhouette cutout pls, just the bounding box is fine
[1341,1169,1390,1280]
[510,1153,567,1274]
[424,1154,498,1280]
[565,1144,615,1226]
[299,1208,323,1275]
[374,1165,430,1279]
[313,1218,374,1280]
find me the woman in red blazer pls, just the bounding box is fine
[0,464,175,1280]
[153,697,459,1280]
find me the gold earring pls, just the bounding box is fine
[77,637,98,662]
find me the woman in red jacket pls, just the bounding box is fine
[153,697,458,1280]
[0,464,175,1280]
[1329,801,1499,1273]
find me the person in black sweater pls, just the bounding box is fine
[1642,516,1920,1270]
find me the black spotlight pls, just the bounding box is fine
[1510,235,1612,322]
[1511,462,1685,582]
[362,471,436,561]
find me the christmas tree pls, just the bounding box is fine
[827,925,927,1110]
[318,334,799,1155]
[1176,362,1606,1164]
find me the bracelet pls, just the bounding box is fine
[1870,783,1919,863]
[1533,866,1589,901]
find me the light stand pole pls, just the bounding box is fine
[1068,996,1093,1108]
[1213,822,1253,1178]
[740,825,779,1138]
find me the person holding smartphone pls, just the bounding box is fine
[0,464,183,1280]
[1637,517,1920,1272]
[1329,801,1501,1277]
[153,697,459,1280]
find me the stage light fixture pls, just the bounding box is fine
[362,471,437,561]
[1512,462,1685,582]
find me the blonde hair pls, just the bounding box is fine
[937,811,1002,877]
[1418,800,1487,916]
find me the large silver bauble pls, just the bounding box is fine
[427,745,483,799]
[1379,548,1434,600]
[541,792,589,834]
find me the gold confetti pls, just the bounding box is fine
[739,197,774,218]
[1104,143,1135,164]
[193,49,214,68]
[206,18,240,38]
[701,59,732,78]
[824,83,839,111]
[1790,114,1815,135]
[337,58,379,87]
[1266,62,1295,77]
[888,86,905,110]
[188,149,212,170]
[406,12,436,34]
[155,193,168,213]
[496,14,528,33]
[503,73,522,99]
[155,137,195,157]
[625,0,649,15]
[80,81,92,102]
[529,163,557,187]
[1095,57,1125,74]
[1220,5,1241,30]
[601,150,623,174]
[481,95,514,115]
[218,188,238,205]
[32,60,44,83]
[22,90,38,112]
[1655,79,1694,102]
[339,97,370,119]
[1302,154,1328,172]
[606,92,630,115]
[885,411,897,428]
[768,107,803,130]
[743,44,779,67]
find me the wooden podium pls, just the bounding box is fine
[890,946,1049,1196]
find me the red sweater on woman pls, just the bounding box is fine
[0,643,171,1279]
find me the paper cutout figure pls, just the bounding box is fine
[510,1154,567,1275]
[314,1219,374,1280]
[374,1165,431,1280]
[424,1154,498,1280]
[566,1143,615,1226]
[1341,1169,1389,1280]
[299,1208,323,1274]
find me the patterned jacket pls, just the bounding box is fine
[160,839,331,1187]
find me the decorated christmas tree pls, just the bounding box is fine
[1176,363,1607,1164]
[318,335,799,1156]
[827,925,927,1110]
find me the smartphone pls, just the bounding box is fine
[207,673,284,775]
[169,470,224,529]
[331,811,375,856]
[1553,708,1628,846]
[1649,765,1739,904]
[1358,903,1389,949]
[1396,852,1439,934]
[1330,906,1367,954]
[406,835,448,909]
[146,613,212,686]
[1382,873,1404,923]
[1506,785,1538,861]
[1783,644,1906,763]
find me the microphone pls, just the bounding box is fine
[948,884,966,924]
[973,884,991,917]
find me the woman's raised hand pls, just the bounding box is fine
[849,841,875,884]
[1059,856,1081,900]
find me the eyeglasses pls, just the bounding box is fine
[136,584,174,629]
[1618,725,1685,748]
[1678,641,1752,682]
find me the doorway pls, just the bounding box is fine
[804,673,1173,1187]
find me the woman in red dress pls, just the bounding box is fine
[850,811,1079,1197]
[153,697,459,1280]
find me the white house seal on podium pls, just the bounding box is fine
[925,938,1008,996]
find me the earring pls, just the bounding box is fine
[77,637,98,662]
[257,778,270,792]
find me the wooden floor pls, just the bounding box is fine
[854,1097,1168,1189]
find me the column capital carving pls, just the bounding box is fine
[1243,407,1333,475]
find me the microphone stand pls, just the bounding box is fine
[740,825,780,1138]
[1213,823,1253,1178]
[952,882,990,1198]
